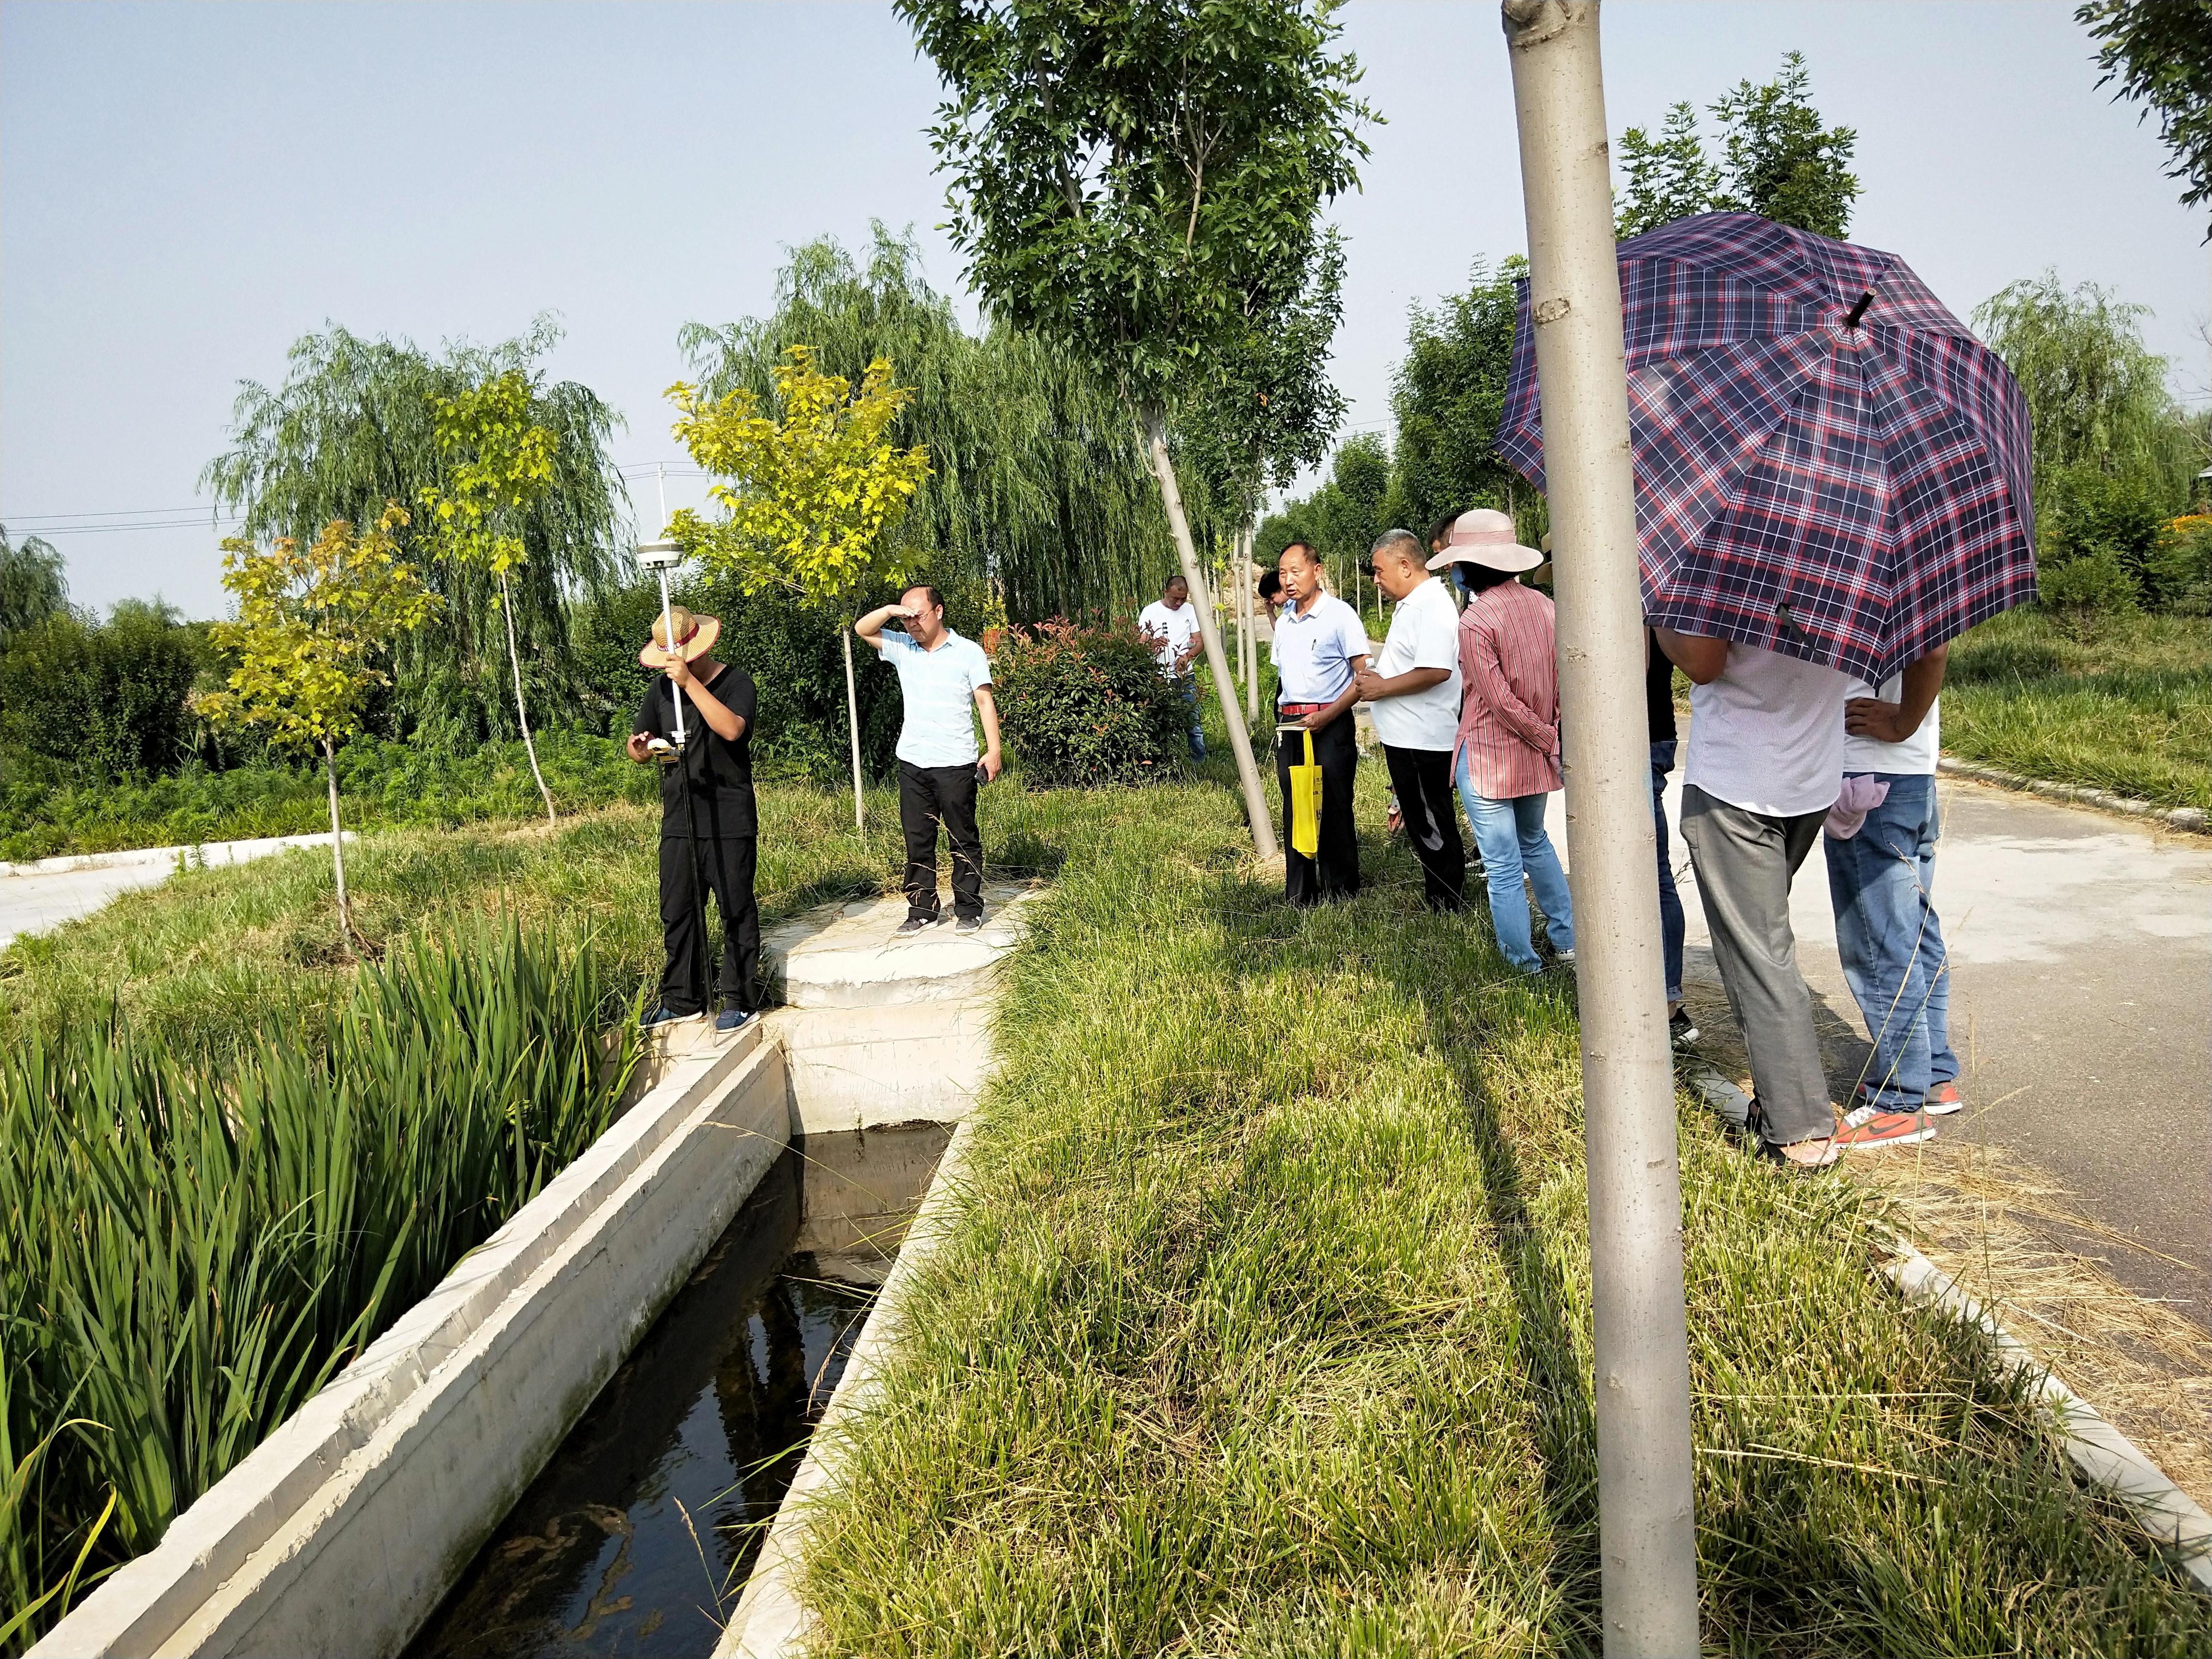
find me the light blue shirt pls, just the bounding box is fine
[1270,592,1368,703]
[878,628,993,767]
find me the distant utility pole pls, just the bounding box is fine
[1502,4,1701,1656]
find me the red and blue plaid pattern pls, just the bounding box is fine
[1497,213,2037,684]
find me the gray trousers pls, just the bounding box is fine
[1679,784,1833,1146]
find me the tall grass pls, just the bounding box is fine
[0,923,641,1653]
[1944,608,2210,809]
[793,780,2211,1653]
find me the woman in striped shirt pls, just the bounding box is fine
[1445,510,1575,974]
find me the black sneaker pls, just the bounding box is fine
[1669,1009,1700,1049]
[640,1004,700,1030]
[895,914,940,936]
[954,913,984,933]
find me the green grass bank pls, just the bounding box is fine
[1941,609,2210,811]
[791,779,2210,1654]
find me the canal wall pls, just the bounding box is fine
[34,884,1033,1659]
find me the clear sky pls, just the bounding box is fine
[4,0,2204,618]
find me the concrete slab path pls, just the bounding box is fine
[1541,770,2211,1326]
[0,832,347,952]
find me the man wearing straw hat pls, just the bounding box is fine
[626,604,761,1033]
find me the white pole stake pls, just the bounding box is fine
[1502,4,1699,1655]
[656,565,686,747]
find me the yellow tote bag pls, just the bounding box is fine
[1289,729,1322,858]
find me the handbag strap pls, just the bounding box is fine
[1302,729,1316,766]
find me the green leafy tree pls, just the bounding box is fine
[417,372,562,822]
[1973,271,2195,494]
[1389,257,1532,536]
[667,346,932,827]
[202,507,440,942]
[899,0,1374,857]
[2080,0,2212,235]
[1615,51,1860,239]
[0,526,68,651]
[679,226,1193,625]
[201,319,626,751]
[0,601,200,783]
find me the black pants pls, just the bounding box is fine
[1382,744,1464,911]
[898,761,984,921]
[1276,713,1359,906]
[659,833,759,1015]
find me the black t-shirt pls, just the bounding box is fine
[634,664,758,839]
[1646,630,1678,745]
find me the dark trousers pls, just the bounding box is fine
[1382,743,1464,911]
[1276,713,1359,905]
[898,760,984,921]
[660,833,759,1015]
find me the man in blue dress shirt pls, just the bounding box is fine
[856,585,1003,934]
[1270,541,1370,905]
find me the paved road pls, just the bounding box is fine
[1550,771,2211,1324]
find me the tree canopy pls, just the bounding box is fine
[2079,0,2212,235]
[0,525,69,649]
[1387,257,1530,540]
[201,319,628,749]
[1615,51,1860,240]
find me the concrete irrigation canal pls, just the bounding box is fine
[33,885,1035,1659]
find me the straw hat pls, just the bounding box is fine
[1426,508,1543,573]
[638,605,722,669]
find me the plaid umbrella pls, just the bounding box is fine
[1497,212,2037,685]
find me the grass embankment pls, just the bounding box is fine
[1943,608,2210,810]
[794,779,2211,1653]
[0,729,659,863]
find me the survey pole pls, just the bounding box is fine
[1502,4,1699,1654]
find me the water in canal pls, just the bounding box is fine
[405,1122,951,1659]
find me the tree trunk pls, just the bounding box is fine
[324,737,353,950]
[1241,522,1260,725]
[501,572,557,825]
[1137,408,1278,861]
[842,626,866,833]
[1504,2,1699,1652]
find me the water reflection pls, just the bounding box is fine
[406,1123,950,1659]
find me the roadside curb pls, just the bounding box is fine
[1681,1062,2212,1593]
[1937,756,2209,836]
[0,831,355,879]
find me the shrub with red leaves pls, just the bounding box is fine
[991,618,1193,787]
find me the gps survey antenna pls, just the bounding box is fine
[636,537,688,746]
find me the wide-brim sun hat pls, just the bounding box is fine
[639,604,722,669]
[1427,508,1544,573]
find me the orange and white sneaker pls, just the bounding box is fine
[1833,1100,1936,1149]
[1923,1081,1964,1117]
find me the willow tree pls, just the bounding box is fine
[201,318,627,748]
[899,0,1373,857]
[679,226,1201,623]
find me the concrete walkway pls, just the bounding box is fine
[1547,771,2211,1325]
[0,833,348,952]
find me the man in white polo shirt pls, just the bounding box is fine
[1660,625,1932,1169]
[1352,529,1464,911]
[1136,574,1206,759]
[1271,540,1369,905]
[855,584,1002,934]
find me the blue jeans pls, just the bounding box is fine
[1455,753,1574,972]
[1824,772,1958,1110]
[1175,677,1206,760]
[1651,740,1685,1002]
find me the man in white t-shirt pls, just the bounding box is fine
[1352,529,1464,911]
[1659,626,1932,1168]
[1824,645,1960,1124]
[1137,574,1207,760]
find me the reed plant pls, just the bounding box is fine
[0,922,640,1652]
